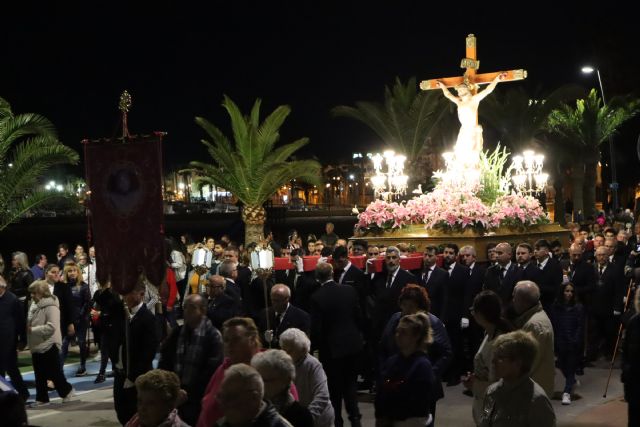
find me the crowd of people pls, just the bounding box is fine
[1,218,639,426]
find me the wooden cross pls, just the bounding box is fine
[420,33,527,95]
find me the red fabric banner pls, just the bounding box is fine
[84,136,165,295]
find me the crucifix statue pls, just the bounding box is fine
[420,34,526,158]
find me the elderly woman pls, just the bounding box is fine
[125,369,189,427]
[479,330,556,427]
[279,328,334,427]
[27,280,74,406]
[375,313,435,427]
[465,291,513,425]
[252,349,313,427]
[60,262,91,376]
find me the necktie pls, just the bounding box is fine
[538,262,543,270]
[500,267,506,279]
[386,273,394,288]
[427,268,433,282]
[333,269,343,283]
[599,266,604,277]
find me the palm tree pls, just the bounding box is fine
[187,96,321,245]
[547,89,640,219]
[480,85,585,224]
[332,76,449,187]
[0,97,79,232]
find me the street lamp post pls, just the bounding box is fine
[582,66,618,211]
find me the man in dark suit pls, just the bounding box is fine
[112,281,159,425]
[311,262,363,427]
[533,239,564,312]
[332,245,373,391]
[218,260,243,302]
[441,243,470,386]
[568,244,597,305]
[483,242,519,307]
[255,284,310,348]
[332,246,368,307]
[420,245,448,318]
[223,247,252,311]
[515,243,543,284]
[587,246,625,361]
[206,275,242,330]
[370,246,416,344]
[460,245,486,373]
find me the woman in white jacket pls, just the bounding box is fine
[27,280,74,406]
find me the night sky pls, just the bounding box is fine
[3,2,639,178]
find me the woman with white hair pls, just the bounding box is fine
[279,328,334,427]
[27,280,74,406]
[252,349,313,427]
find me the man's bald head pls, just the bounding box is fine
[207,274,226,297]
[513,280,540,314]
[270,283,291,299]
[494,242,513,266]
[569,244,584,263]
[270,284,291,312]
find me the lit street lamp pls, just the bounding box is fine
[582,65,618,210]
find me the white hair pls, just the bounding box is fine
[221,363,264,398]
[279,327,311,354]
[251,349,296,382]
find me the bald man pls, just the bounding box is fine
[512,281,555,397]
[483,242,519,306]
[255,284,310,348]
[567,243,597,301]
[586,247,625,362]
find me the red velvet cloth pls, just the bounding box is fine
[85,137,165,295]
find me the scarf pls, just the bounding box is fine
[175,317,210,386]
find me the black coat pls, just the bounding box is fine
[54,282,76,332]
[371,269,416,336]
[464,263,486,317]
[515,262,542,284]
[0,291,26,361]
[622,313,640,387]
[550,302,585,351]
[111,304,159,381]
[592,263,625,315]
[568,260,597,305]
[255,304,310,348]
[442,263,470,323]
[291,272,321,314]
[8,269,33,300]
[536,257,563,308]
[419,267,447,319]
[207,293,242,331]
[483,263,519,306]
[310,281,363,359]
[337,264,369,319]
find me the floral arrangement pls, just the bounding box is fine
[491,193,550,228]
[356,191,548,234]
[356,144,550,234]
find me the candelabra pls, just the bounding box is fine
[511,150,548,195]
[370,150,409,200]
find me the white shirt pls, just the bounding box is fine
[538,256,550,270]
[129,301,144,321]
[338,262,352,284]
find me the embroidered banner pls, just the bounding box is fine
[84,135,165,294]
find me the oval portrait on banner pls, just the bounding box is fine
[103,163,144,217]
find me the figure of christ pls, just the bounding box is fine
[436,72,507,155]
